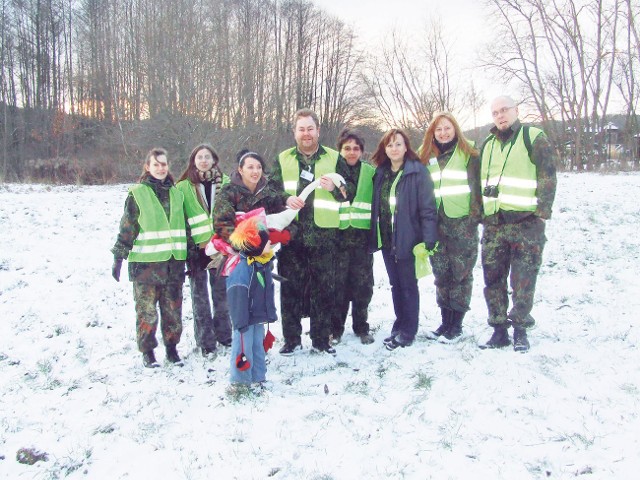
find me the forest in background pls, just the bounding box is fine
[1,0,639,183]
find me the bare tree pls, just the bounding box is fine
[0,0,368,180]
[481,0,623,170]
[362,31,438,131]
[361,13,466,131]
[615,0,640,161]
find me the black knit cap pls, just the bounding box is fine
[243,229,270,256]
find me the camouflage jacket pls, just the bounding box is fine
[111,175,192,285]
[267,145,356,247]
[213,171,289,242]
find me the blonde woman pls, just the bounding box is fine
[419,112,481,342]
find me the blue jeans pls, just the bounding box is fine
[382,249,420,343]
[229,324,266,385]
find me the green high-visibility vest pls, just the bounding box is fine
[128,184,187,262]
[339,162,374,230]
[426,142,473,219]
[481,126,543,216]
[176,180,212,244]
[278,146,341,228]
[176,174,230,244]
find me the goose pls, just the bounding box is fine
[266,172,347,231]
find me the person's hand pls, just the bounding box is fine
[111,258,123,282]
[426,242,438,252]
[319,175,335,192]
[286,196,305,210]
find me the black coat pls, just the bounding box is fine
[368,159,438,260]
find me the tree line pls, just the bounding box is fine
[480,0,640,170]
[1,0,639,183]
[1,0,370,182]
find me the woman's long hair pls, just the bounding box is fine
[177,143,222,184]
[418,112,478,164]
[370,129,420,167]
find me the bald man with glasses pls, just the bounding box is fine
[478,96,557,352]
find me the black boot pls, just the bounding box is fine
[279,338,302,356]
[426,308,452,340]
[442,310,465,341]
[513,326,530,353]
[166,345,183,365]
[479,326,511,349]
[142,350,159,368]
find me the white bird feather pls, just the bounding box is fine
[265,173,347,231]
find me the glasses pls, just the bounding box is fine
[492,106,515,118]
[341,146,361,152]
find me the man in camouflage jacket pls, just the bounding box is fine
[268,109,355,355]
[478,96,557,353]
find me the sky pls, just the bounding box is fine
[1,172,640,478]
[313,0,505,128]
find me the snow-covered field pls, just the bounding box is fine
[1,172,639,479]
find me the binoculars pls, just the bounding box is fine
[483,185,500,198]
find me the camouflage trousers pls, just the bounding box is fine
[331,245,373,337]
[430,216,479,313]
[481,216,546,327]
[133,282,183,352]
[278,242,337,345]
[188,267,232,349]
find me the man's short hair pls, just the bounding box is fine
[292,108,320,129]
[492,95,518,108]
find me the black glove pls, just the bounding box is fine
[112,258,123,282]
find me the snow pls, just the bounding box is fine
[1,172,639,479]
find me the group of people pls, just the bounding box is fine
[111,95,557,388]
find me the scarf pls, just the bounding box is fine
[246,251,275,266]
[434,137,458,154]
[198,167,222,185]
[247,252,274,287]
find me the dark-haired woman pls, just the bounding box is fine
[368,129,438,350]
[213,149,289,244]
[112,148,190,367]
[176,144,231,357]
[418,112,482,342]
[331,129,375,345]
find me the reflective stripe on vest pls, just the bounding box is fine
[426,143,473,218]
[128,184,187,262]
[278,147,341,228]
[339,162,374,230]
[376,169,403,249]
[481,126,542,215]
[176,180,213,244]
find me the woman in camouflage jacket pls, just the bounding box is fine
[213,150,290,242]
[111,148,192,368]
